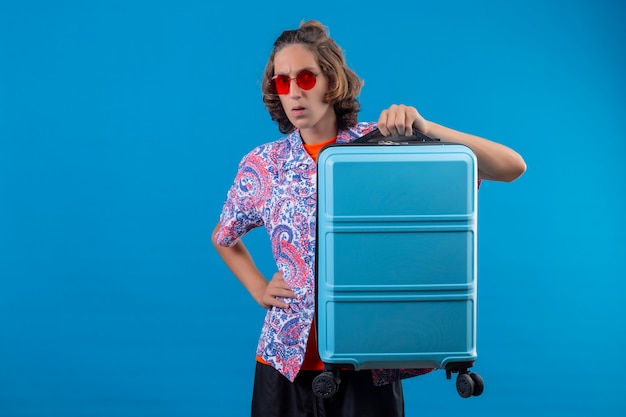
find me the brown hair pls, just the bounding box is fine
[261,20,363,134]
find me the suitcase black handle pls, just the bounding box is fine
[353,127,440,144]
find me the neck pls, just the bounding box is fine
[299,122,338,145]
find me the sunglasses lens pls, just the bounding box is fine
[296,70,316,90]
[272,75,291,95]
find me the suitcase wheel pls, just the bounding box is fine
[456,372,484,398]
[312,371,340,399]
[469,372,484,396]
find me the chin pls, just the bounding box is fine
[292,123,310,132]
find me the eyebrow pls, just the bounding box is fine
[273,66,319,76]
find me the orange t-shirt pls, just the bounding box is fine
[256,136,336,371]
[303,136,337,163]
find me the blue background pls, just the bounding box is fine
[1,0,624,416]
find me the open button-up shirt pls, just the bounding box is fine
[215,122,432,385]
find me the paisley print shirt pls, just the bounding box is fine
[215,122,433,385]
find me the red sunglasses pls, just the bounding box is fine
[270,69,318,95]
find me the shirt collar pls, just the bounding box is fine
[281,128,366,171]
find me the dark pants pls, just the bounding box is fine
[251,362,405,417]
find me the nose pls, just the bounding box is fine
[288,78,302,98]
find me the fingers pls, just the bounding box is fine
[378,104,416,137]
[263,272,296,309]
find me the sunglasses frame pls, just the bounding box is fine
[270,69,319,95]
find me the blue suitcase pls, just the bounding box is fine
[314,129,483,398]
